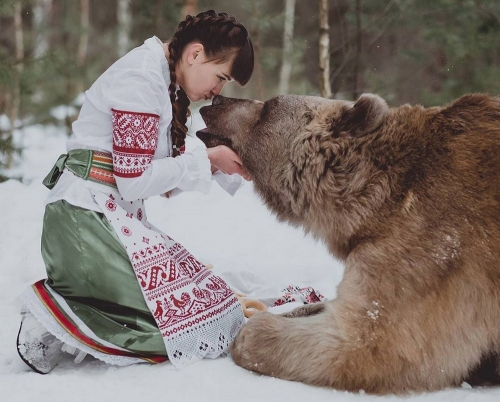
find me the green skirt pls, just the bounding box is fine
[26,149,245,366]
[41,199,167,357]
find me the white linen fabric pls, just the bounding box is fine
[47,36,242,212]
[91,190,245,367]
[216,270,327,315]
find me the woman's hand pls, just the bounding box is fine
[206,145,251,180]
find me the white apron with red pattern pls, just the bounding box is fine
[91,190,245,368]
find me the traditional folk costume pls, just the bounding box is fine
[18,37,245,372]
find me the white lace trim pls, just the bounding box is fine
[163,301,244,367]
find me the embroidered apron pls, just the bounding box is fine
[22,149,245,368]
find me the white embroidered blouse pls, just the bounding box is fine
[47,37,242,211]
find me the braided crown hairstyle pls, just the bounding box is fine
[167,10,254,156]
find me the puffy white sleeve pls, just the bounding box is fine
[104,68,212,201]
[212,172,244,196]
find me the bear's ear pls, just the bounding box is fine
[333,93,388,137]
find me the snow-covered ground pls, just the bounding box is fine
[1,113,499,401]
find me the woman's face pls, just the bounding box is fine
[176,43,234,102]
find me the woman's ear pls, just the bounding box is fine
[184,42,205,65]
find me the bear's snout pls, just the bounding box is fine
[212,95,224,106]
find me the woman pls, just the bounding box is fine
[17,10,254,374]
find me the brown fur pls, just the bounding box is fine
[197,93,500,394]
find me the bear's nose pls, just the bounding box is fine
[212,95,224,106]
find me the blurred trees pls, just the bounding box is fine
[319,0,331,98]
[1,0,500,171]
[278,0,296,95]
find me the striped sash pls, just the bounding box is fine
[43,149,117,189]
[88,151,116,188]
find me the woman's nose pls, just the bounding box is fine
[212,81,227,97]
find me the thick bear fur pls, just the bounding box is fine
[197,93,500,394]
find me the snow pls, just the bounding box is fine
[1,113,499,401]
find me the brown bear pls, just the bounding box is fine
[197,93,500,394]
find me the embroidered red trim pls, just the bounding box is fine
[112,109,160,178]
[32,280,167,364]
[89,151,116,187]
[89,166,116,187]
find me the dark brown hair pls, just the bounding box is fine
[167,10,254,156]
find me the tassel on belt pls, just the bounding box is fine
[43,149,117,190]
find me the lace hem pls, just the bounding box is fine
[164,301,245,368]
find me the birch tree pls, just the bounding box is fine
[12,0,24,121]
[75,0,89,98]
[319,0,331,98]
[2,0,24,167]
[32,0,52,59]
[5,0,23,162]
[278,0,296,95]
[117,0,131,57]
[352,0,362,99]
[251,0,265,100]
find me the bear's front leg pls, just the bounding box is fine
[230,307,340,386]
[230,294,477,394]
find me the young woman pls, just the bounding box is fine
[17,10,254,374]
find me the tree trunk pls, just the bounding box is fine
[181,0,197,19]
[3,0,24,168]
[6,0,24,167]
[278,0,296,95]
[117,0,131,57]
[318,0,331,98]
[251,0,265,100]
[155,0,163,38]
[32,0,52,59]
[352,0,362,99]
[75,0,89,98]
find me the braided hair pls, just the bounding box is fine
[167,10,254,156]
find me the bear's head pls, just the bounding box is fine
[197,94,390,256]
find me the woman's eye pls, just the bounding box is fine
[218,76,225,83]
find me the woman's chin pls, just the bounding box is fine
[188,94,204,103]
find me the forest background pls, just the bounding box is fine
[1,0,500,178]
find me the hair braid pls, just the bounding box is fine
[167,38,190,157]
[166,10,254,157]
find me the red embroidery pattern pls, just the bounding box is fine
[121,226,132,236]
[273,285,325,307]
[91,191,244,366]
[132,240,235,331]
[112,109,160,178]
[105,200,117,211]
[88,151,117,188]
